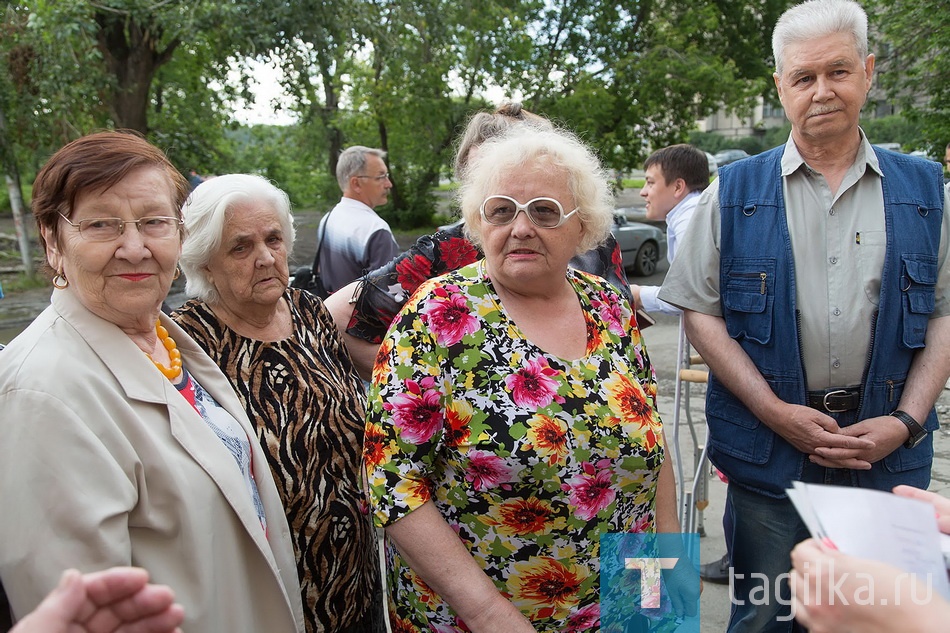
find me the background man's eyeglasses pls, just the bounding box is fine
[480,195,579,228]
[59,213,183,242]
[356,172,390,181]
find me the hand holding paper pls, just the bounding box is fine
[787,482,950,599]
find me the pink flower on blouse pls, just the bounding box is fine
[420,286,480,346]
[592,291,626,336]
[562,461,616,521]
[465,449,514,491]
[566,603,600,632]
[504,357,565,408]
[383,378,443,444]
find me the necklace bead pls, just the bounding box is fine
[148,320,183,380]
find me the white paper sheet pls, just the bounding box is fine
[786,481,950,600]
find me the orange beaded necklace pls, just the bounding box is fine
[148,320,182,380]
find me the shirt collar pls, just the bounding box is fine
[338,196,375,213]
[667,191,701,224]
[780,128,884,179]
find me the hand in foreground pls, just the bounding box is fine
[893,485,950,534]
[790,538,950,633]
[810,415,907,469]
[11,567,184,633]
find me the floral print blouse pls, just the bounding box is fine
[364,261,668,632]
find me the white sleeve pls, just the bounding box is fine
[639,285,682,315]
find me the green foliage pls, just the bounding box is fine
[1,0,291,175]
[7,0,884,235]
[859,115,925,150]
[867,0,950,154]
[513,1,780,172]
[224,124,336,211]
[689,124,787,157]
[255,0,794,229]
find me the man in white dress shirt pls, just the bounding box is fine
[630,143,710,313]
[319,146,401,294]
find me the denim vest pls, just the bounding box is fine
[708,146,944,497]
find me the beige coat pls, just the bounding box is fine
[0,290,304,632]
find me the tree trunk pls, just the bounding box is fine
[94,11,180,132]
[4,174,32,276]
[0,107,33,276]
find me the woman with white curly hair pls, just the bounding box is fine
[365,126,697,631]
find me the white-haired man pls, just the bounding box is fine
[660,0,950,630]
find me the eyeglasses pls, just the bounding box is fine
[479,195,579,228]
[356,172,390,181]
[59,213,183,242]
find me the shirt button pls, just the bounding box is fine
[830,208,836,216]
[833,360,841,369]
[834,308,841,316]
[830,257,838,264]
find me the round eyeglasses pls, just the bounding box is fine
[59,213,183,242]
[479,195,579,228]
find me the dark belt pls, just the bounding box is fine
[806,387,861,413]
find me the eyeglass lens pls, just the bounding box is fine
[79,217,181,241]
[482,196,565,228]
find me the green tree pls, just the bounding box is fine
[867,0,950,154]
[2,0,294,175]
[21,0,272,134]
[270,0,519,227]
[511,0,792,171]
[267,0,792,228]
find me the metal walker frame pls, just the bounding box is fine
[668,314,712,534]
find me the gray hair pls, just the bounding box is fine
[459,126,614,255]
[772,0,868,74]
[179,174,295,304]
[453,103,553,179]
[336,146,387,191]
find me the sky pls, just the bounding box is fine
[229,56,515,127]
[229,57,298,126]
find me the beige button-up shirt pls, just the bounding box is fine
[659,132,950,391]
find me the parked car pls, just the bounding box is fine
[705,152,719,176]
[909,149,940,163]
[714,149,750,166]
[612,211,667,277]
[437,212,668,277]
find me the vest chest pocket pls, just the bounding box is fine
[722,258,776,344]
[901,254,937,349]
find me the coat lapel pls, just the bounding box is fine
[50,291,286,572]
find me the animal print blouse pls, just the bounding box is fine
[173,289,382,633]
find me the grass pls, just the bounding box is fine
[1,271,48,293]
